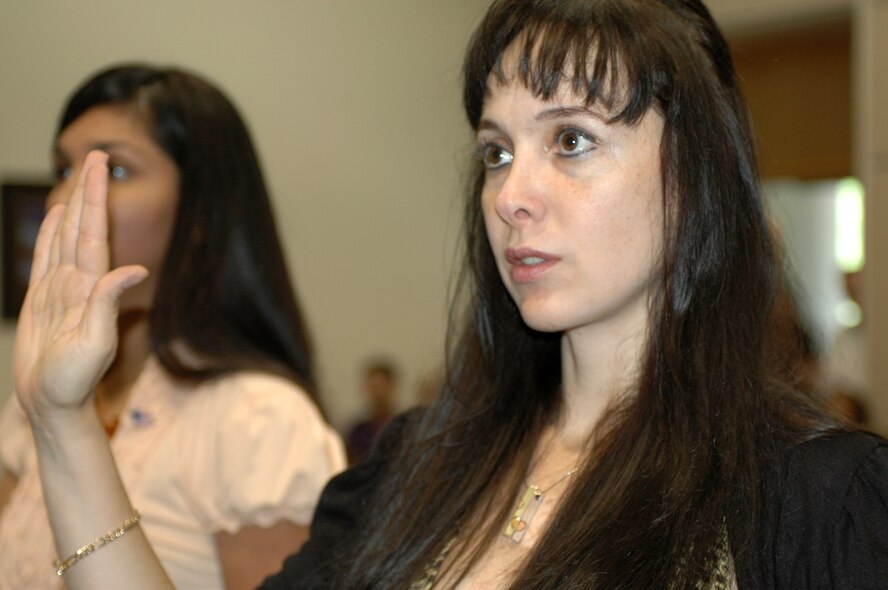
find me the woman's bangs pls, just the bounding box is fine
[491,19,660,124]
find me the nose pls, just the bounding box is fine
[491,154,546,227]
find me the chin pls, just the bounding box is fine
[118,284,155,316]
[516,306,570,334]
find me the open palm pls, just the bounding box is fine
[13,151,147,418]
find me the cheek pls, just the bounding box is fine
[569,180,626,245]
[574,178,663,275]
[45,185,66,210]
[107,190,179,269]
[634,174,666,260]
[480,196,517,288]
[620,190,665,280]
[481,200,508,260]
[480,190,500,244]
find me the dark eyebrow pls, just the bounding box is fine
[536,106,608,122]
[89,142,131,154]
[476,119,502,134]
[52,141,139,160]
[476,106,610,134]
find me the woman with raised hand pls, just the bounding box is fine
[0,66,344,590]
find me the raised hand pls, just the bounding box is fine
[13,150,148,421]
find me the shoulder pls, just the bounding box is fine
[188,369,342,460]
[200,369,315,405]
[166,369,346,531]
[773,431,888,538]
[158,367,336,449]
[183,370,328,432]
[781,430,886,491]
[139,358,321,418]
[138,361,338,456]
[302,408,419,522]
[753,430,888,588]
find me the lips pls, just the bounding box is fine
[505,247,560,283]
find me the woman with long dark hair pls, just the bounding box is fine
[0,65,344,590]
[266,1,887,587]
[8,1,888,589]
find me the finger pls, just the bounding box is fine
[28,204,66,287]
[48,201,63,271]
[82,265,149,344]
[77,153,112,274]
[61,151,108,267]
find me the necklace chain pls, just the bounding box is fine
[504,467,578,543]
[530,467,578,494]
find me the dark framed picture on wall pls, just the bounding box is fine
[2,182,50,318]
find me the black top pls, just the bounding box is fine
[260,412,888,589]
[738,431,888,588]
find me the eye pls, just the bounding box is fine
[54,165,73,181]
[109,164,130,180]
[479,143,513,170]
[554,128,596,156]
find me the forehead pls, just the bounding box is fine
[57,104,152,148]
[483,75,607,117]
[481,46,658,136]
[484,36,632,120]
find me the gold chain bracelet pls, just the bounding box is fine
[53,510,141,576]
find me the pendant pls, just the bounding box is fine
[503,484,544,543]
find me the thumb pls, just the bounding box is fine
[82,266,149,343]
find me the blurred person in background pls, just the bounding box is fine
[345,359,398,465]
[826,270,870,426]
[0,64,345,590]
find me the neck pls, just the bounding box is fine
[526,424,585,482]
[96,310,152,425]
[374,403,393,419]
[557,314,648,445]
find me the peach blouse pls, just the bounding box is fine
[0,357,345,589]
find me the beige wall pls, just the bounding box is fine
[0,0,485,428]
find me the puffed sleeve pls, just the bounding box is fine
[259,409,418,590]
[182,373,346,534]
[821,443,888,587]
[0,396,30,476]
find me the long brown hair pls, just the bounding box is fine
[324,1,840,587]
